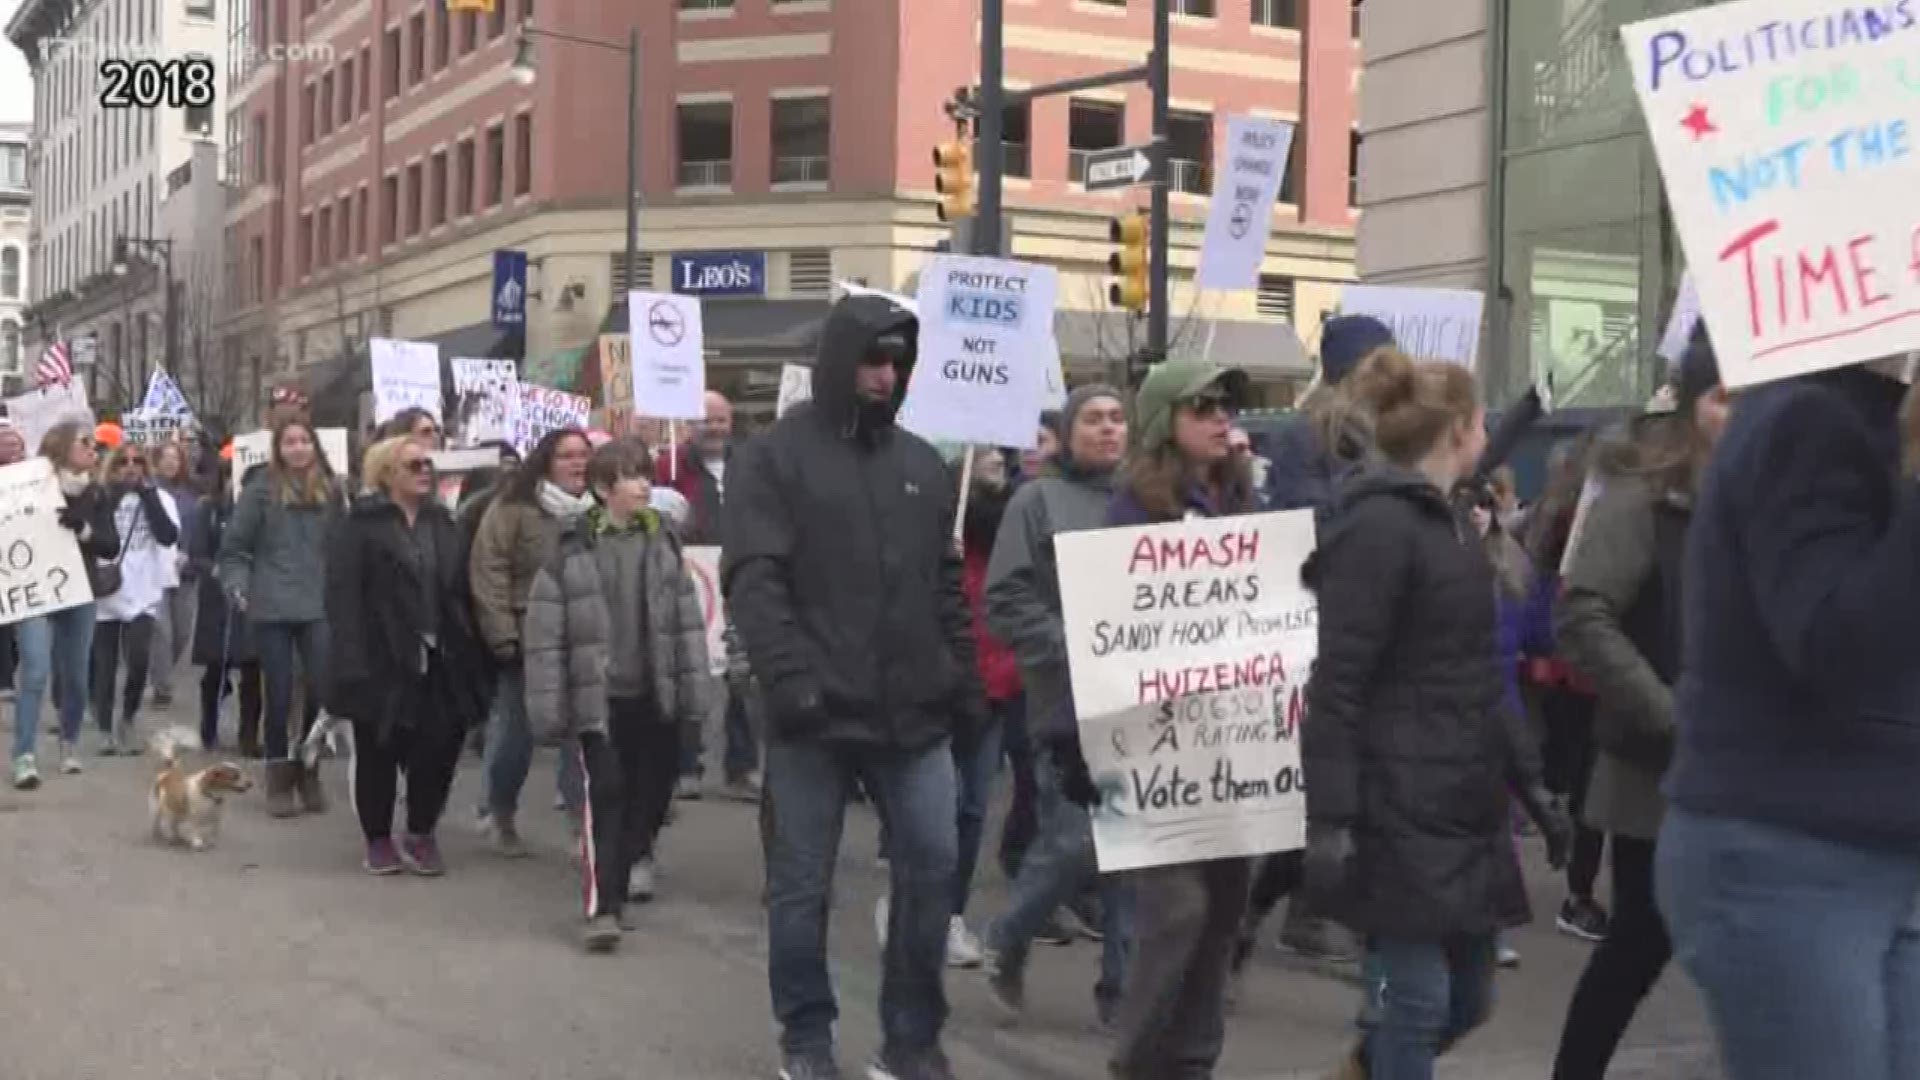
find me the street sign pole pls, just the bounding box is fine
[977,0,1006,257]
[1145,0,1171,381]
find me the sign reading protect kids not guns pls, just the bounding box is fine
[1624,2,1920,388]
[1055,510,1317,872]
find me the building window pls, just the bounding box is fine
[1166,111,1212,194]
[679,0,734,9]
[409,13,427,86]
[251,113,267,182]
[405,161,423,236]
[1257,274,1295,321]
[1352,0,1363,37]
[513,113,532,196]
[302,82,316,145]
[384,27,402,100]
[354,186,368,254]
[1,322,19,373]
[676,101,733,188]
[0,144,24,187]
[318,71,334,136]
[489,0,507,38]
[433,0,450,70]
[1067,99,1125,184]
[381,173,399,243]
[337,196,352,257]
[997,101,1032,179]
[1253,0,1299,29]
[459,11,477,54]
[1278,132,1302,204]
[298,212,313,276]
[1349,129,1361,206]
[485,123,506,206]
[771,97,829,185]
[455,137,475,216]
[316,205,332,266]
[360,46,372,114]
[789,248,832,296]
[1174,0,1215,15]
[430,149,448,226]
[0,247,20,299]
[340,57,356,122]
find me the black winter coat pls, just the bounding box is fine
[1302,465,1538,940]
[722,293,982,751]
[324,494,489,738]
[192,497,257,665]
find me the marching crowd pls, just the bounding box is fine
[0,286,1914,1080]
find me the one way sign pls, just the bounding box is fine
[1082,144,1158,192]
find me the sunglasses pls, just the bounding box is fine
[1182,393,1235,420]
[402,458,432,474]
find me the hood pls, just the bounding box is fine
[808,292,919,440]
[1131,359,1249,456]
[1055,382,1125,480]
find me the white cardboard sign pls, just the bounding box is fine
[626,291,707,421]
[449,358,519,447]
[0,457,95,626]
[1197,116,1297,291]
[231,428,351,499]
[3,381,93,456]
[775,364,813,419]
[1055,510,1318,872]
[510,384,592,453]
[1338,284,1486,368]
[682,545,729,676]
[898,255,1057,450]
[1623,2,1920,388]
[370,338,443,423]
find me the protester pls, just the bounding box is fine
[1550,336,1726,1080]
[325,435,488,876]
[0,421,24,465]
[523,440,711,949]
[9,422,116,786]
[1656,342,1920,1080]
[1103,358,1261,1079]
[979,383,1135,1027]
[0,421,26,700]
[91,444,182,756]
[192,462,262,755]
[148,441,201,709]
[1301,348,1568,1080]
[218,419,342,816]
[378,407,444,450]
[1229,425,1270,501]
[1017,411,1061,482]
[724,292,984,1080]
[469,427,593,854]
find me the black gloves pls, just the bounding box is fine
[1044,734,1100,809]
[1301,821,1356,907]
[57,505,85,533]
[1517,782,1574,870]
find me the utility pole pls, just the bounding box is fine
[1145,0,1170,373]
[976,0,1005,257]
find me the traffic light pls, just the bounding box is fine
[1108,210,1150,313]
[447,0,495,12]
[933,139,976,222]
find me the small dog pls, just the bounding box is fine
[150,727,253,851]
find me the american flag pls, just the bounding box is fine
[35,339,71,388]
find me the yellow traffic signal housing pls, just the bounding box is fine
[1108,211,1150,312]
[447,0,495,12]
[934,140,976,222]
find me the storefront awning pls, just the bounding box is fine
[598,298,834,365]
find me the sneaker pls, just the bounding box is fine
[58,746,83,775]
[97,732,120,757]
[945,915,984,969]
[984,954,1026,1020]
[868,1045,955,1080]
[874,895,890,949]
[1557,895,1610,943]
[676,776,704,801]
[489,816,530,859]
[580,913,622,954]
[364,838,403,875]
[1497,941,1522,968]
[617,906,641,933]
[551,791,568,812]
[399,833,445,877]
[627,858,657,903]
[721,773,763,803]
[779,1049,845,1080]
[12,754,40,791]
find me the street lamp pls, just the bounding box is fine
[112,236,177,393]
[510,22,640,312]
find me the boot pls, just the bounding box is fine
[265,760,301,818]
[296,762,329,814]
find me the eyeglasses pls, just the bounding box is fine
[402,459,432,474]
[1182,394,1235,420]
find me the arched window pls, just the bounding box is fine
[0,321,20,373]
[0,246,20,300]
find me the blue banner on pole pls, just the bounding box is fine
[492,250,528,330]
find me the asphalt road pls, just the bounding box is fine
[0,700,1719,1080]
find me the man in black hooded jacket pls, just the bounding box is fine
[723,292,985,1080]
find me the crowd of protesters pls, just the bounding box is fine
[8,279,1915,1080]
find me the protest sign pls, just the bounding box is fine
[1056,510,1318,872]
[627,291,706,421]
[898,255,1057,450]
[123,411,188,446]
[429,447,499,509]
[1338,284,1486,368]
[139,368,192,416]
[449,358,518,447]
[775,364,813,419]
[370,338,442,423]
[1623,2,1920,387]
[1197,116,1296,291]
[683,546,729,676]
[1656,272,1703,363]
[3,381,93,455]
[0,458,95,626]
[598,334,633,435]
[231,428,351,499]
[510,384,592,453]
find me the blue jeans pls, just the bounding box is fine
[766,735,957,1057]
[482,663,582,818]
[951,711,1004,916]
[722,677,760,781]
[1657,809,1920,1080]
[12,604,96,759]
[984,745,1134,1015]
[1361,935,1497,1080]
[256,620,326,761]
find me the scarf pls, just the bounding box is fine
[537,480,595,523]
[586,503,661,539]
[58,470,90,498]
